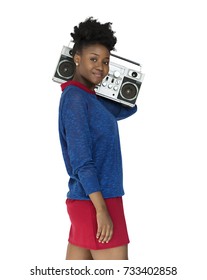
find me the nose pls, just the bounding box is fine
[95,60,103,71]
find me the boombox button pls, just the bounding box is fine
[113,86,118,91]
[114,71,121,78]
[108,84,113,89]
[102,82,107,87]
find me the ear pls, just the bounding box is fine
[74,53,80,66]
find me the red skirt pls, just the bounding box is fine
[66,197,130,250]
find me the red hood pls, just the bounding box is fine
[61,80,96,95]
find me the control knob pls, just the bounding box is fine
[113,70,121,78]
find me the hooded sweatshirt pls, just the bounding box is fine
[58,80,137,200]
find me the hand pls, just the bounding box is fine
[96,209,113,243]
[88,191,113,243]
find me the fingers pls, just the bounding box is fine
[96,224,113,243]
[96,210,113,243]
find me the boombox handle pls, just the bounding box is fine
[68,41,142,70]
[110,53,142,69]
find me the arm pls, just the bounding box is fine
[89,192,113,243]
[98,96,137,120]
[60,91,101,195]
[60,90,113,243]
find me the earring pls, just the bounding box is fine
[75,62,79,66]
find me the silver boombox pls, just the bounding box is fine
[52,44,144,107]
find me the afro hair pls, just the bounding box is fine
[70,17,117,56]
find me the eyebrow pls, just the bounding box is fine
[90,52,110,59]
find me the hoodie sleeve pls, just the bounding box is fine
[97,96,137,120]
[59,89,101,196]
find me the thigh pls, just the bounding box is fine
[66,243,93,260]
[90,245,128,260]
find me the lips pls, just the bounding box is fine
[93,72,103,78]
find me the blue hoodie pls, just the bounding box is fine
[59,80,137,200]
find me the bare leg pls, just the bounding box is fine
[90,245,128,260]
[66,243,93,260]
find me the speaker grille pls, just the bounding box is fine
[120,82,138,101]
[57,59,75,79]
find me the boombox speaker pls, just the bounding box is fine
[53,46,75,83]
[52,45,144,107]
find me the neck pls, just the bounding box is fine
[72,74,95,91]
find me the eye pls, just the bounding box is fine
[103,60,109,65]
[90,57,97,62]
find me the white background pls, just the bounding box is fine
[0,0,206,279]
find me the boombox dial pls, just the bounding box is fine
[113,70,121,78]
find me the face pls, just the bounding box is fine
[73,44,110,90]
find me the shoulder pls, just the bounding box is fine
[60,85,88,109]
[61,85,86,101]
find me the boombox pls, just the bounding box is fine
[52,44,144,107]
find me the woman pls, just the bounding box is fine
[58,17,137,260]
